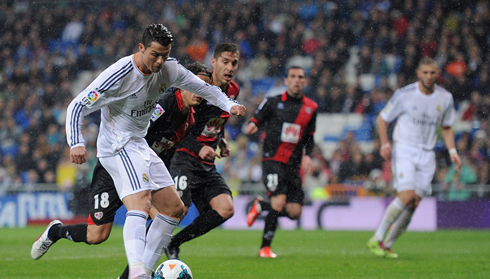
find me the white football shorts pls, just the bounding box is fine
[391,142,436,197]
[99,138,174,200]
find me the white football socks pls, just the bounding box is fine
[144,213,180,272]
[374,197,406,241]
[124,210,149,279]
[384,208,414,248]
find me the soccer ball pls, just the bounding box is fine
[153,259,193,279]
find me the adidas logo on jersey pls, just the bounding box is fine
[129,93,137,99]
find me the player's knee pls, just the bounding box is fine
[86,229,110,245]
[216,205,234,220]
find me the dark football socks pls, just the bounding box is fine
[261,209,280,248]
[169,210,226,248]
[48,223,88,244]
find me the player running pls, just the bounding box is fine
[245,66,317,258]
[367,57,461,258]
[164,43,241,260]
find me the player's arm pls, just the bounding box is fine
[301,107,317,175]
[376,115,391,161]
[245,97,271,135]
[218,132,230,158]
[174,64,246,116]
[441,126,461,171]
[66,63,124,164]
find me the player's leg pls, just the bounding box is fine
[166,170,232,259]
[142,150,183,274]
[384,150,434,257]
[259,193,286,258]
[100,144,156,279]
[368,144,415,256]
[31,160,121,259]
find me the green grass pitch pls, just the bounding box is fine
[1,227,489,278]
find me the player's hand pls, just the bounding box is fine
[380,143,391,161]
[219,138,231,157]
[198,145,220,161]
[245,122,258,135]
[301,155,313,175]
[230,104,246,117]
[70,146,88,165]
[450,152,461,172]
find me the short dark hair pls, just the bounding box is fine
[213,43,240,59]
[186,62,212,79]
[142,24,173,48]
[285,66,306,77]
[418,57,438,69]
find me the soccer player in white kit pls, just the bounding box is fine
[367,58,461,258]
[61,24,244,279]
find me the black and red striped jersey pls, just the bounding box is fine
[251,92,317,170]
[174,81,240,166]
[145,89,195,166]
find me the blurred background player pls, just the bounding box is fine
[245,66,318,258]
[30,63,211,259]
[32,22,244,278]
[367,57,461,258]
[164,43,240,260]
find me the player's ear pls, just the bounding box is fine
[211,57,216,68]
[138,43,145,53]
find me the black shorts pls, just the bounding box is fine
[87,160,123,226]
[262,160,304,205]
[170,154,231,214]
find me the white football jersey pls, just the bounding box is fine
[66,54,236,157]
[379,82,455,150]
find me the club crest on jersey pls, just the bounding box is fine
[159,83,167,94]
[436,104,441,112]
[82,90,99,107]
[151,104,165,122]
[94,212,103,220]
[142,173,149,183]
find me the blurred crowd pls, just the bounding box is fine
[0,0,490,200]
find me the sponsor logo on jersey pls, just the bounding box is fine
[281,122,301,144]
[201,117,225,137]
[142,173,149,183]
[131,100,158,117]
[151,104,165,122]
[94,212,103,220]
[82,90,99,107]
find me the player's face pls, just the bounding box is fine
[139,41,171,74]
[417,63,439,92]
[284,68,307,98]
[181,74,211,107]
[211,51,239,88]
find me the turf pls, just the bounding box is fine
[1,227,489,278]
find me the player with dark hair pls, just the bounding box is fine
[164,43,241,260]
[245,66,318,258]
[32,22,245,279]
[367,57,461,258]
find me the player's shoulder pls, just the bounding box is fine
[104,55,134,73]
[391,82,417,102]
[302,95,318,110]
[227,81,240,99]
[434,84,454,100]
